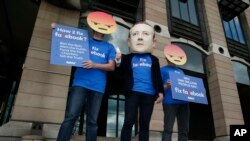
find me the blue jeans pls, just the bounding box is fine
[121,91,155,141]
[162,104,190,141]
[57,86,103,141]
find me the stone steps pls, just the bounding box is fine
[71,136,120,141]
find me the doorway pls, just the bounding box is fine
[174,42,216,140]
[0,0,40,126]
[237,83,250,125]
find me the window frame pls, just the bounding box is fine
[166,0,209,48]
[223,16,246,44]
[221,14,250,61]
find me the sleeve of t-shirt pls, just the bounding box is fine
[108,44,116,61]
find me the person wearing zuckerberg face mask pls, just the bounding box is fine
[118,22,164,141]
[128,24,155,53]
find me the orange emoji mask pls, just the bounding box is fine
[87,11,117,34]
[164,44,187,65]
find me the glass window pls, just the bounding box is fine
[170,0,199,26]
[232,61,250,85]
[229,20,239,41]
[180,1,189,22]
[223,17,245,44]
[223,21,232,39]
[106,95,135,137]
[104,23,130,54]
[188,0,198,25]
[234,17,245,44]
[171,0,180,18]
[173,43,205,74]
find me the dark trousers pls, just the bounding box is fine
[57,86,103,141]
[121,91,155,141]
[162,104,190,141]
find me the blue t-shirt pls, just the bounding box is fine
[72,38,116,94]
[132,54,155,95]
[161,66,188,104]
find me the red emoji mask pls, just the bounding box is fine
[87,11,117,34]
[164,44,187,65]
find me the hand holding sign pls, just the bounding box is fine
[169,71,208,104]
[83,60,96,69]
[164,79,171,89]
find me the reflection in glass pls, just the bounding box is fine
[107,114,116,130]
[106,95,134,137]
[188,0,198,25]
[232,61,250,85]
[223,17,245,44]
[170,0,198,26]
[171,0,180,18]
[108,99,116,114]
[104,24,130,54]
[180,0,189,22]
[119,99,125,114]
[223,21,232,39]
[229,20,239,41]
[118,114,124,130]
[174,43,205,74]
[234,17,245,44]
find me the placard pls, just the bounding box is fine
[169,71,208,104]
[50,24,89,67]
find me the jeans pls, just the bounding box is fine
[121,91,155,141]
[57,86,103,141]
[162,104,190,141]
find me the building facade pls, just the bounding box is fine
[0,0,250,140]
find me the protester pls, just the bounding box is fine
[119,22,164,141]
[56,11,117,141]
[161,44,189,141]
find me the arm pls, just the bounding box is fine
[161,66,171,90]
[115,52,122,67]
[115,54,127,74]
[155,92,164,104]
[114,46,122,66]
[155,58,164,93]
[82,60,115,71]
[154,57,164,104]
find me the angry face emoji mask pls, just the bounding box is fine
[164,44,187,65]
[87,11,117,34]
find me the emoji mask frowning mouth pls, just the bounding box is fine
[164,44,187,65]
[87,11,117,34]
[98,28,107,31]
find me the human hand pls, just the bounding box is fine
[116,52,121,61]
[164,80,171,89]
[83,60,96,69]
[51,22,57,28]
[155,93,163,104]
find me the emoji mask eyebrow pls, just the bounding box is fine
[105,24,114,28]
[91,21,100,25]
[167,54,173,57]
